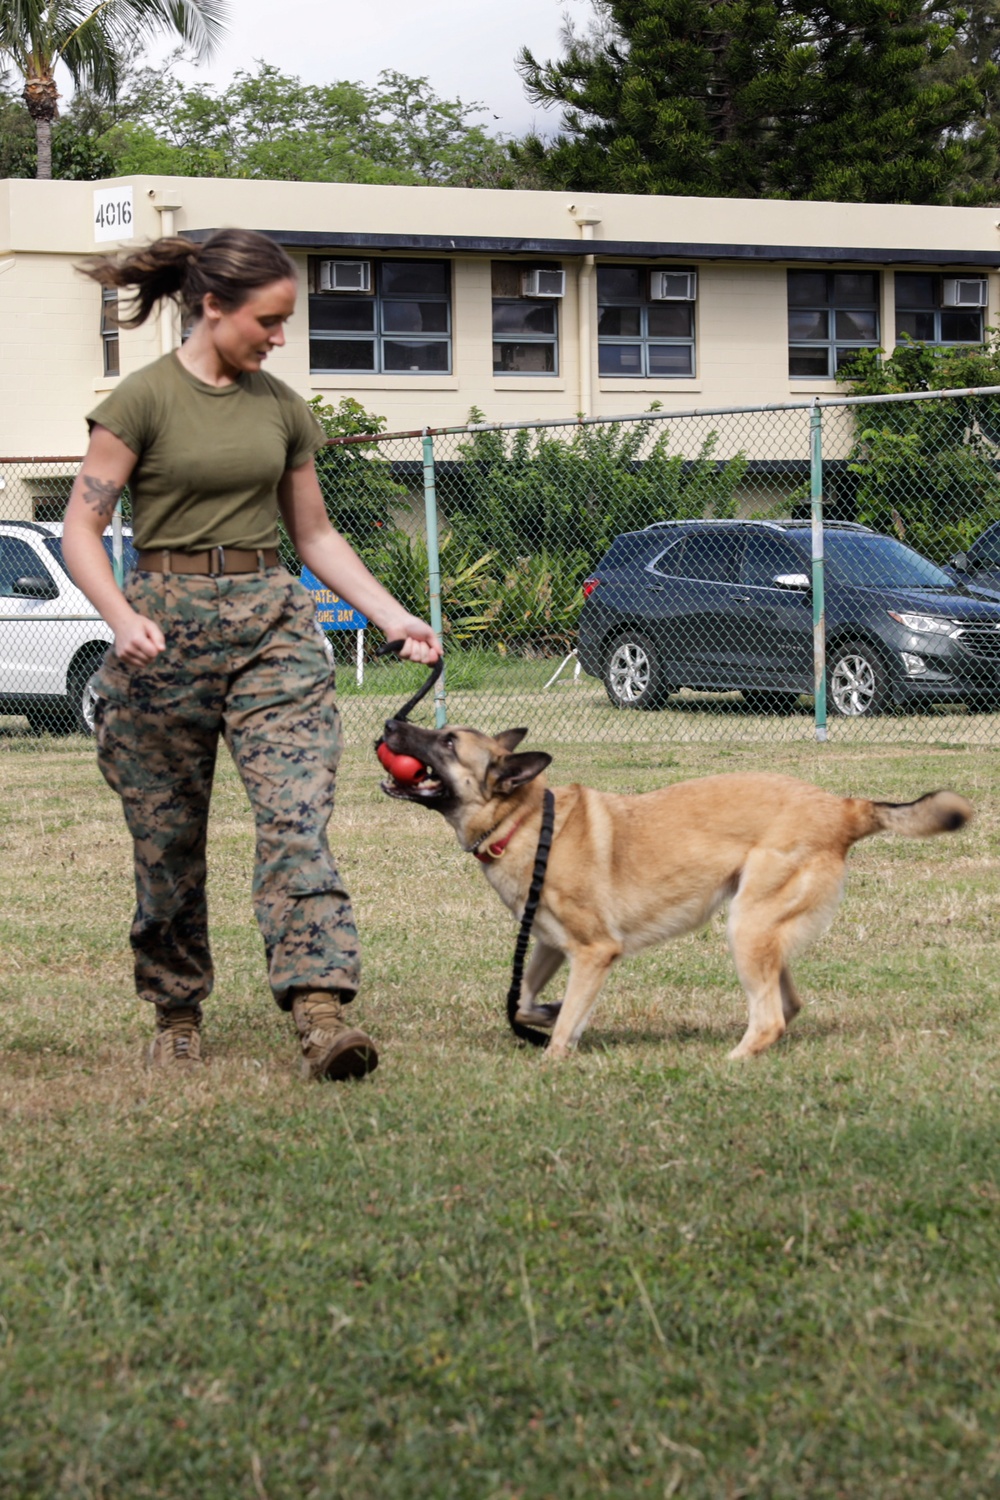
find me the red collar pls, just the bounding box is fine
[473,819,524,864]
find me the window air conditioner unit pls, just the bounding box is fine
[521,268,565,298]
[649,270,697,301]
[942,277,987,308]
[319,259,371,293]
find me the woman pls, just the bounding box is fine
[63,229,440,1082]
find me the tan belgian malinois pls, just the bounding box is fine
[380,717,972,1059]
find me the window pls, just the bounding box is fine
[895,273,985,346]
[309,259,451,374]
[968,522,1000,568]
[101,287,119,378]
[788,271,879,378]
[597,266,696,378]
[740,532,807,587]
[652,531,744,582]
[0,536,52,597]
[492,262,560,374]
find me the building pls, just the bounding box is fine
[2,173,999,514]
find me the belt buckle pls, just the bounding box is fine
[210,545,225,577]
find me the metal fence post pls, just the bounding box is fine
[810,400,827,742]
[421,430,447,726]
[111,500,124,587]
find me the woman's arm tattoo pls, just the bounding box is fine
[80,474,124,521]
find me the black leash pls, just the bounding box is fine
[506,788,556,1049]
[375,638,443,723]
[375,641,555,1050]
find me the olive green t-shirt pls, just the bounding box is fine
[87,352,325,551]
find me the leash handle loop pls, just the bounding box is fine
[506,788,556,1049]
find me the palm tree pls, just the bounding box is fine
[0,1,229,179]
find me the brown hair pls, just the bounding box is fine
[81,228,297,328]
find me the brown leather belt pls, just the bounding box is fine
[138,547,280,575]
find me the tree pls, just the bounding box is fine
[514,0,998,203]
[0,0,228,179]
[0,72,115,177]
[87,60,533,186]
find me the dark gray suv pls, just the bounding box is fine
[577,520,1000,715]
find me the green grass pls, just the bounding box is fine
[1,734,999,1498]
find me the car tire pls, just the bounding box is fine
[65,656,103,736]
[827,640,894,717]
[740,690,801,715]
[603,631,673,709]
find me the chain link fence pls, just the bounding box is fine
[5,385,1000,747]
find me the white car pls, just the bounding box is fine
[0,520,135,735]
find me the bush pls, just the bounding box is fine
[838,343,1000,560]
[437,411,748,568]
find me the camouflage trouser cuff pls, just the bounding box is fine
[275,984,359,1014]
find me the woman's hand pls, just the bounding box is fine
[384,613,442,665]
[114,609,166,667]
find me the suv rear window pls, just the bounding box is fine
[599,531,669,569]
[654,530,744,583]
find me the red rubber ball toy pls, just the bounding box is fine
[377,740,425,786]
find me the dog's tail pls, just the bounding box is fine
[847,789,973,844]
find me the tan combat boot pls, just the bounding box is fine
[291,992,378,1081]
[147,1005,204,1071]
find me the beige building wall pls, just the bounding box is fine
[1,174,999,483]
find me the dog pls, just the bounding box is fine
[379,717,972,1059]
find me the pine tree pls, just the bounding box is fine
[515,0,997,202]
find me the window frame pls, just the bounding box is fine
[597,264,697,379]
[894,272,986,347]
[101,287,120,378]
[787,270,881,379]
[308,257,452,376]
[491,261,561,376]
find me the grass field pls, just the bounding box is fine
[1,726,999,1498]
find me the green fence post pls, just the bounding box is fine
[111,500,124,587]
[421,430,447,726]
[810,400,827,742]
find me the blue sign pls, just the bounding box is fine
[300,567,368,630]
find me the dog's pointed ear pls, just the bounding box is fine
[495,727,529,753]
[494,750,552,796]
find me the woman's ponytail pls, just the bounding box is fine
[82,238,201,328]
[81,229,296,328]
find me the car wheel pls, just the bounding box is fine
[828,641,893,717]
[740,690,801,715]
[603,632,673,709]
[65,657,103,736]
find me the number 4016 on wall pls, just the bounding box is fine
[92,187,134,244]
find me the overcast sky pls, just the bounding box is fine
[144,0,584,138]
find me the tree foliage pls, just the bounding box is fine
[0,0,227,178]
[51,56,533,187]
[515,0,999,202]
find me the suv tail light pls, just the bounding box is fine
[582,577,599,598]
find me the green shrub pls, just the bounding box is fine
[437,411,748,567]
[310,395,410,546]
[839,343,1000,560]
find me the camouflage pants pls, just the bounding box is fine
[93,568,360,1013]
